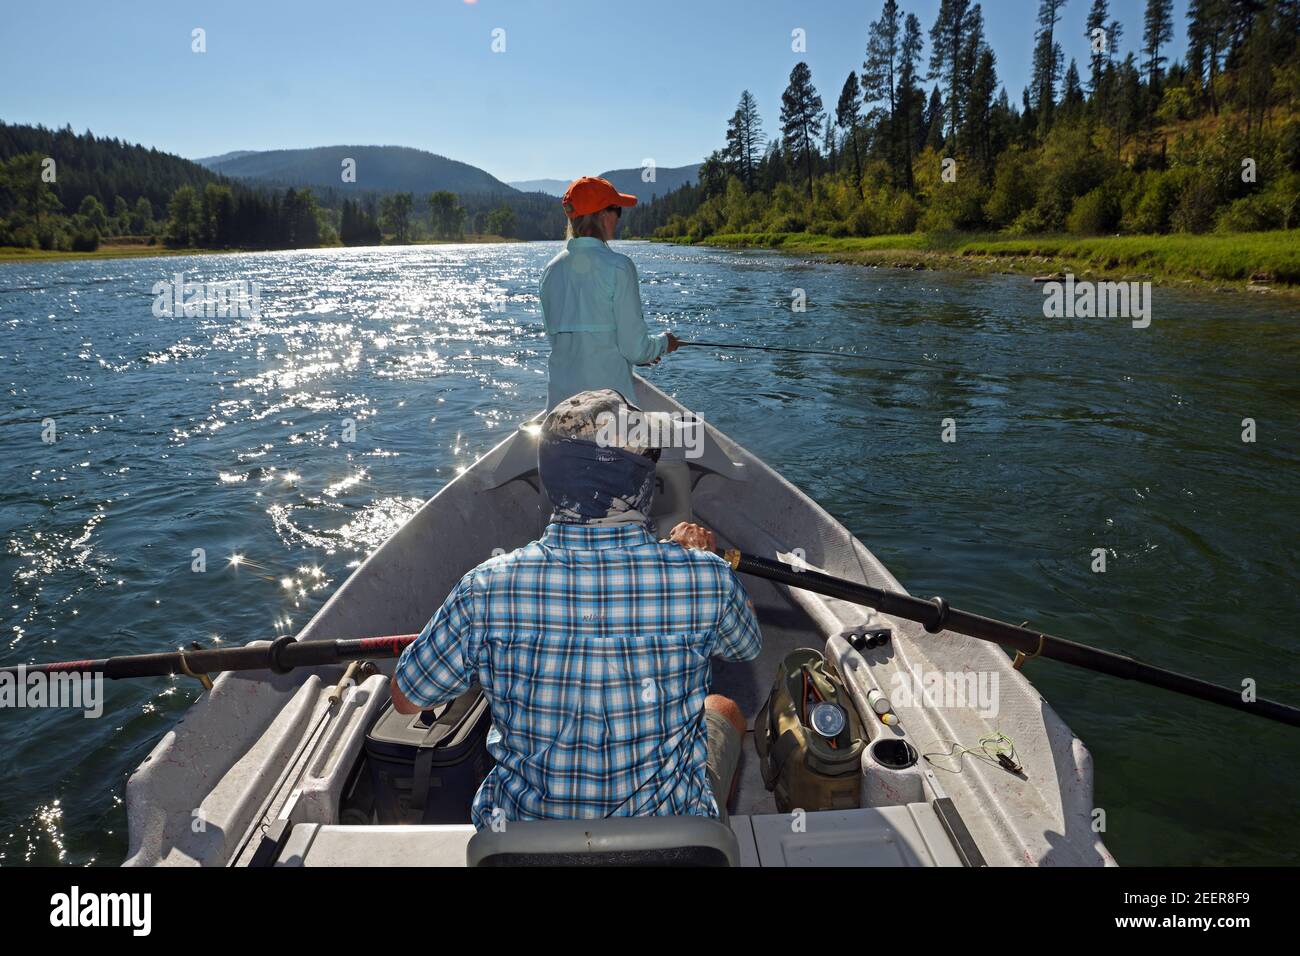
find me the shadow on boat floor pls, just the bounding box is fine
[711,574,820,817]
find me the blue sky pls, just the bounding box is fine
[0,0,1189,183]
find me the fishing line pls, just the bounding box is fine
[922,732,1021,774]
[675,339,1120,390]
[679,338,957,372]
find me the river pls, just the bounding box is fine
[1,242,1297,865]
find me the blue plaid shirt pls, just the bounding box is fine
[394,522,762,828]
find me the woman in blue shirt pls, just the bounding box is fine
[540,176,679,409]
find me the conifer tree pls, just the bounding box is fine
[780,62,825,199]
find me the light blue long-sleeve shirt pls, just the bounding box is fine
[540,237,668,410]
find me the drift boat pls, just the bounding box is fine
[122,379,1115,867]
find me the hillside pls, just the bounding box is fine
[0,120,220,221]
[509,164,701,202]
[194,150,258,166]
[623,2,1298,256]
[508,178,567,196]
[196,145,516,195]
[598,164,700,202]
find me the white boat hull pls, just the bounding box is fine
[124,380,1114,867]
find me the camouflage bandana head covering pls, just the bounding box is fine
[538,389,657,527]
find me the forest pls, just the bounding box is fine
[623,0,1299,246]
[0,121,561,253]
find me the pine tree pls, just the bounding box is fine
[1021,87,1039,139]
[1187,0,1231,112]
[925,86,947,150]
[780,62,825,199]
[835,72,864,194]
[1031,0,1069,130]
[962,47,1000,180]
[896,14,926,192]
[724,90,765,188]
[1062,59,1085,113]
[1116,53,1144,158]
[1143,0,1175,92]
[1236,0,1281,141]
[340,199,356,244]
[1085,0,1110,96]
[959,5,990,116]
[929,0,973,141]
[863,0,903,135]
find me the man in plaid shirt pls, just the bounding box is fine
[392,389,760,828]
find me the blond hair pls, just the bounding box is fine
[565,210,607,240]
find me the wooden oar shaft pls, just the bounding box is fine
[726,551,1300,729]
[0,634,420,681]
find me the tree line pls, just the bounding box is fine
[1,121,565,252]
[625,0,1299,241]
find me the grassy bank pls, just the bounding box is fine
[0,242,220,264]
[667,230,1300,291]
[0,234,517,264]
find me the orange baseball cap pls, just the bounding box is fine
[561,176,638,219]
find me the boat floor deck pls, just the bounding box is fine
[712,573,817,817]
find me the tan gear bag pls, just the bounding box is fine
[754,647,867,812]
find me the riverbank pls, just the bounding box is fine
[660,230,1300,295]
[0,234,516,264]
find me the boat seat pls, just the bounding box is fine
[649,456,692,535]
[466,816,740,867]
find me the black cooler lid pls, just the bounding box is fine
[365,687,487,759]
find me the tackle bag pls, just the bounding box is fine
[754,647,866,812]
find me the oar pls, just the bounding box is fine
[719,549,1300,729]
[0,634,419,683]
[5,556,1295,729]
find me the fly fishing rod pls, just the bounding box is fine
[678,339,878,361]
[674,339,1121,389]
[677,338,955,374]
[718,550,1300,730]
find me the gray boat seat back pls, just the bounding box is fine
[466,815,739,867]
[649,456,692,536]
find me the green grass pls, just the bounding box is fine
[701,231,945,252]
[0,233,518,264]
[668,230,1300,288]
[0,243,224,264]
[956,232,1299,284]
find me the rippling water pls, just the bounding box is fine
[1,243,1297,866]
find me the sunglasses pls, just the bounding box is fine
[606,205,623,219]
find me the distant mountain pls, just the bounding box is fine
[508,164,701,203]
[598,164,700,202]
[195,149,258,167]
[194,145,516,195]
[508,178,567,196]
